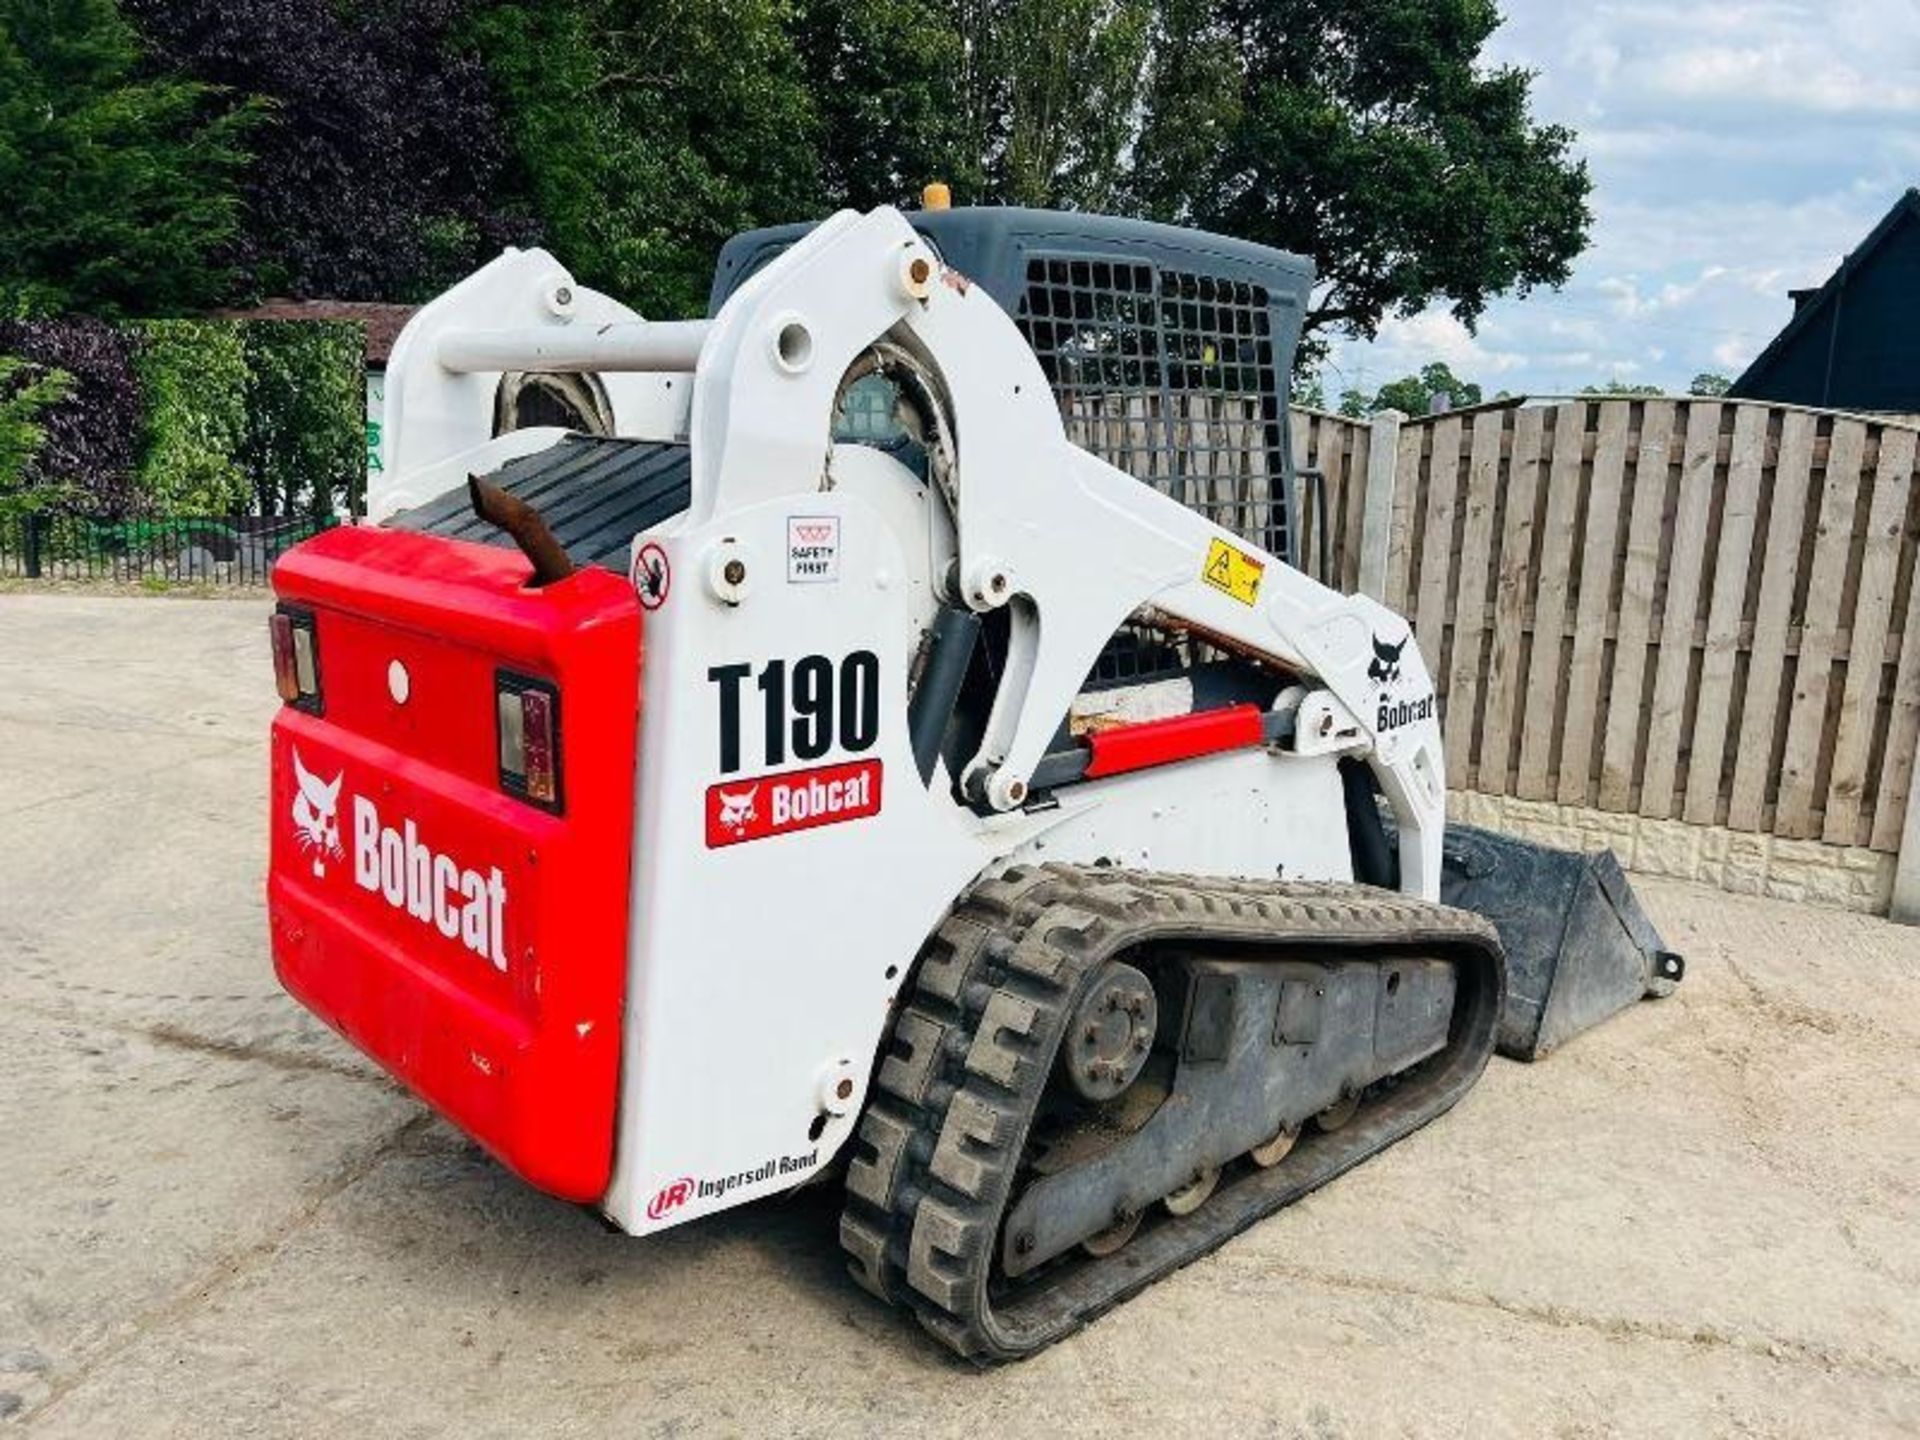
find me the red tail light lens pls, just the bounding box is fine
[270,613,298,701]
[270,606,323,713]
[497,672,562,811]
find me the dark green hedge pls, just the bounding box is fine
[0,318,365,520]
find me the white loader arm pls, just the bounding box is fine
[688,207,1447,897]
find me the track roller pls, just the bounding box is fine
[839,864,1505,1362]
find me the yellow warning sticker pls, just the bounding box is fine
[1202,537,1264,606]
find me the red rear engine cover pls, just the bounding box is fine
[267,527,640,1202]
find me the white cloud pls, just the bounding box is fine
[1714,337,1754,369]
[1326,0,1920,395]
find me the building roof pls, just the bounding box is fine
[211,300,419,366]
[1730,188,1920,409]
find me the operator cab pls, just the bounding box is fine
[712,206,1314,574]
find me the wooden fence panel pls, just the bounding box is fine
[1874,559,1920,853]
[1826,426,1915,845]
[1479,404,1546,797]
[1777,418,1868,836]
[1413,414,1465,681]
[1599,400,1675,810]
[1560,401,1631,806]
[1278,397,1918,886]
[1444,411,1505,788]
[1517,404,1586,799]
[1728,410,1817,830]
[1684,403,1768,825]
[1386,419,1424,612]
[1640,401,1721,820]
[1340,423,1372,594]
[1290,409,1373,594]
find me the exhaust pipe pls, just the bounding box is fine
[468,475,575,587]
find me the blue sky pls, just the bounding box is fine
[1320,0,1920,400]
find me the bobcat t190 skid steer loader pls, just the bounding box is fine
[265,203,1683,1361]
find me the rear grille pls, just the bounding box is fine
[1016,256,1290,562]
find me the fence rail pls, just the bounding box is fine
[1287,398,1920,904]
[0,512,338,587]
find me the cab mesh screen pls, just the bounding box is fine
[1016,256,1290,563]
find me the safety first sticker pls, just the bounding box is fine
[1202,537,1264,606]
[787,516,841,583]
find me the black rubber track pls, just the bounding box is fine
[839,864,1506,1363]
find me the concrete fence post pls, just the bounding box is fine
[1356,408,1404,602]
[1893,726,1920,924]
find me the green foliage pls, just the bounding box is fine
[240,322,366,518]
[1580,380,1663,396]
[1689,372,1732,397]
[0,357,73,513]
[23,318,365,521]
[1290,368,1328,409]
[1126,0,1241,220]
[472,0,1169,312]
[132,321,251,514]
[1369,362,1483,415]
[795,0,973,209]
[817,0,1155,209]
[1131,0,1592,364]
[0,0,259,317]
[471,0,825,318]
[985,0,1154,208]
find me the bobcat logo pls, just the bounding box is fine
[715,785,758,837]
[291,749,344,877]
[1367,632,1408,688]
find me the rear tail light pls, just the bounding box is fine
[270,606,323,713]
[498,672,562,811]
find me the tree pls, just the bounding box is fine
[1130,0,1591,364]
[0,0,258,316]
[0,358,74,513]
[795,0,974,210]
[0,319,144,515]
[471,0,824,318]
[126,0,536,302]
[240,321,366,517]
[797,0,1156,213]
[1290,368,1328,409]
[1581,380,1662,396]
[984,0,1154,209]
[1688,372,1732,397]
[1370,362,1482,415]
[131,321,251,514]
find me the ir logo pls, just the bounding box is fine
[647,1177,695,1221]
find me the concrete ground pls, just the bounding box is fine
[2,591,1917,1439]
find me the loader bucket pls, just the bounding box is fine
[1437,825,1685,1061]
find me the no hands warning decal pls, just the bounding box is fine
[632,541,671,610]
[1202,537,1264,606]
[706,758,883,847]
